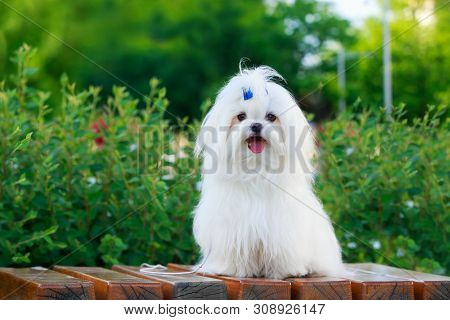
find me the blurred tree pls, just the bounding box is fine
[344,0,449,117]
[0,0,352,119]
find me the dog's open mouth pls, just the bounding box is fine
[246,136,266,154]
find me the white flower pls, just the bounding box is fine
[347,242,357,249]
[162,154,176,163]
[176,150,188,159]
[6,160,18,169]
[404,200,415,208]
[162,166,175,180]
[345,147,354,156]
[396,248,405,257]
[129,143,137,152]
[373,145,380,157]
[371,240,381,250]
[87,177,97,185]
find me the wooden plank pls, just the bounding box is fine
[349,263,450,300]
[287,276,352,300]
[0,267,95,300]
[167,263,291,300]
[343,264,414,300]
[53,266,163,300]
[112,265,227,300]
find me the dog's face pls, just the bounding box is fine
[196,66,315,180]
[225,84,286,168]
[229,93,281,154]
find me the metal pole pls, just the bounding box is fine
[383,0,393,117]
[337,48,346,112]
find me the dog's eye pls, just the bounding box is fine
[266,113,277,122]
[237,112,247,122]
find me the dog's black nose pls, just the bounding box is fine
[250,123,263,134]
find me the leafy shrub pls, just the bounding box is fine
[0,45,448,275]
[0,45,201,267]
[316,104,449,274]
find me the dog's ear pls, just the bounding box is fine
[195,107,217,157]
[298,114,317,182]
[194,114,208,157]
[292,108,317,183]
[277,95,317,184]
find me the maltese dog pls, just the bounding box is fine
[193,65,344,279]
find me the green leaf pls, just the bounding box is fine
[12,253,30,264]
[15,226,58,248]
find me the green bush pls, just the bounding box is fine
[0,45,448,275]
[0,45,201,267]
[316,104,449,274]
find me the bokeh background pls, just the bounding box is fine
[1,0,448,119]
[0,0,448,274]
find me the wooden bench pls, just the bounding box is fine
[168,264,354,300]
[0,267,94,300]
[112,265,227,300]
[347,263,450,300]
[288,276,352,300]
[343,264,414,299]
[167,263,291,300]
[0,263,447,300]
[53,266,163,299]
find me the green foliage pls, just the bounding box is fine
[0,45,201,267]
[0,45,448,275]
[316,103,449,274]
[345,0,450,117]
[99,234,128,267]
[0,0,351,120]
[1,1,447,119]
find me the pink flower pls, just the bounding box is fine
[91,118,108,147]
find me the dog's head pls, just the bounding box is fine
[196,65,315,181]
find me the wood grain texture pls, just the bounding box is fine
[112,265,226,300]
[349,263,450,300]
[343,264,414,300]
[167,264,291,300]
[0,267,94,300]
[53,266,162,300]
[288,277,352,300]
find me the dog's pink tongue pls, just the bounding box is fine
[248,137,265,154]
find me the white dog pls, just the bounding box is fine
[193,65,344,279]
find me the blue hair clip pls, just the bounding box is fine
[242,87,253,101]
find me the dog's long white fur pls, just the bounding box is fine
[193,66,344,279]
